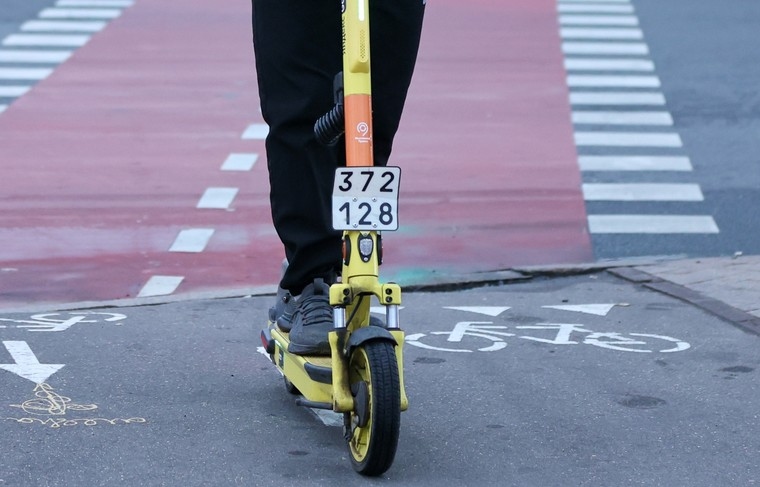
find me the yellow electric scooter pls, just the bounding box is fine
[261,0,407,476]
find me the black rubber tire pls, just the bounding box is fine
[347,340,400,476]
[284,376,300,395]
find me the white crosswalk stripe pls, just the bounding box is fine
[0,0,131,117]
[562,42,648,55]
[588,216,720,234]
[560,28,643,40]
[0,49,72,63]
[1,34,90,47]
[556,1,718,238]
[572,111,673,125]
[578,156,692,172]
[569,92,666,106]
[39,8,123,19]
[21,20,107,32]
[583,184,704,202]
[567,75,661,88]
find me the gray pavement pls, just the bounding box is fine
[1,254,759,486]
[636,255,760,320]
[515,254,760,337]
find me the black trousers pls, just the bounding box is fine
[252,0,425,295]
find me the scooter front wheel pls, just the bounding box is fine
[346,340,400,476]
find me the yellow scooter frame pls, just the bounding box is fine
[261,0,408,476]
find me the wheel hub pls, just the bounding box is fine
[351,381,370,427]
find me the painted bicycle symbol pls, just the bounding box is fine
[0,312,126,332]
[406,322,690,353]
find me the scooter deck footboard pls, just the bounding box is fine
[270,328,335,404]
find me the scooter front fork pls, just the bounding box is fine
[328,307,408,413]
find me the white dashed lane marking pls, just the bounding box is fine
[196,188,239,209]
[221,153,259,171]
[169,229,216,253]
[241,123,269,140]
[137,276,185,298]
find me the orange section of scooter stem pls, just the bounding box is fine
[344,94,374,168]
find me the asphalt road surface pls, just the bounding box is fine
[1,273,758,486]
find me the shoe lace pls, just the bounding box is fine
[297,294,333,326]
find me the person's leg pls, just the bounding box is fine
[370,0,426,167]
[252,0,424,355]
[252,0,344,297]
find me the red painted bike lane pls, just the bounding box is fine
[0,0,591,309]
[389,0,592,284]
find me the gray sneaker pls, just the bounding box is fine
[287,278,333,356]
[269,287,296,332]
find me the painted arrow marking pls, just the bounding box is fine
[541,304,622,316]
[444,306,512,317]
[0,341,65,384]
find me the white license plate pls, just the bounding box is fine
[332,167,401,231]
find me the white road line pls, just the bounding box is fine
[242,123,269,140]
[558,4,634,13]
[560,28,643,40]
[169,229,215,253]
[39,8,122,19]
[567,75,660,88]
[311,409,344,427]
[56,0,133,6]
[255,346,341,427]
[21,20,107,32]
[221,153,259,171]
[569,92,666,105]
[588,215,719,234]
[0,49,72,63]
[0,105,6,114]
[2,34,90,47]
[0,68,54,80]
[578,156,692,171]
[574,132,682,147]
[559,15,638,26]
[583,183,704,201]
[572,111,673,125]
[137,276,185,298]
[0,86,31,97]
[562,42,648,55]
[564,58,654,71]
[197,187,239,209]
